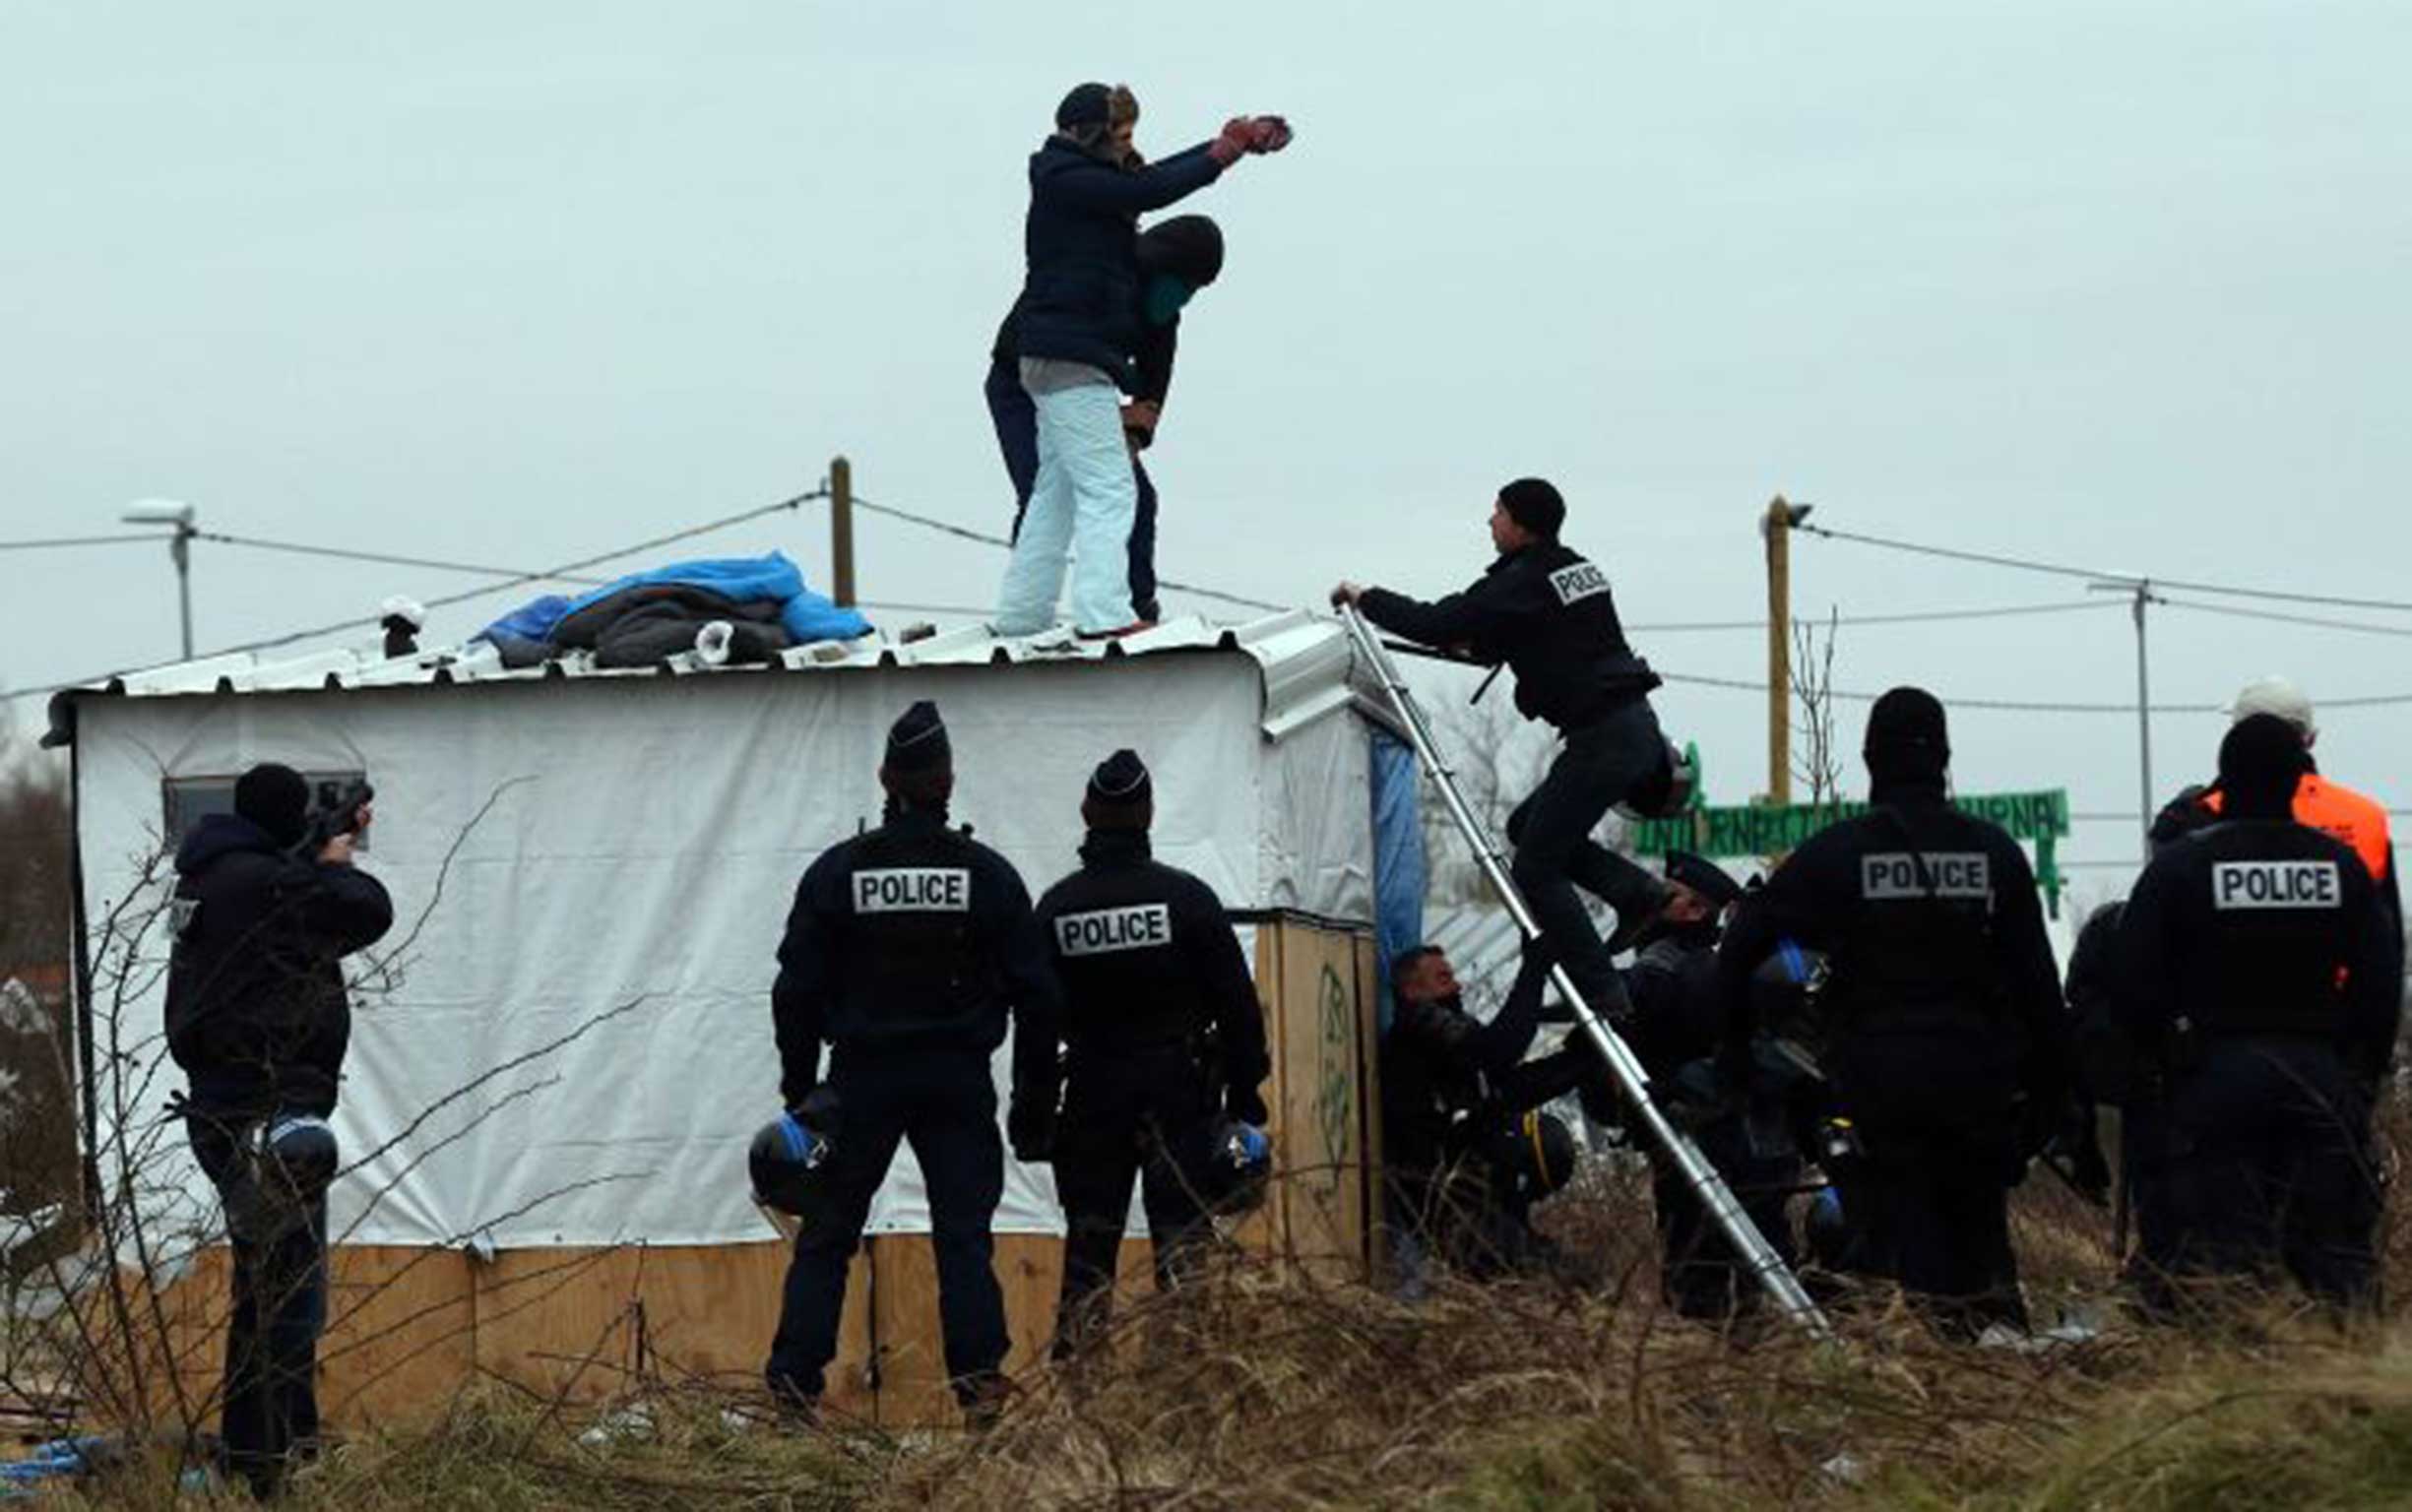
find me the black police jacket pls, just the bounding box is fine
[1621,923,1723,1076]
[163,813,395,1118]
[772,807,1061,1110]
[1012,137,1223,390]
[2113,819,2399,1088]
[1031,830,1271,1122]
[1381,952,1588,1179]
[1357,541,1661,730]
[1715,782,2069,1112]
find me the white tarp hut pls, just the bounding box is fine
[49,610,1417,1424]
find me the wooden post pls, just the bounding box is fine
[1762,495,1793,805]
[829,456,856,607]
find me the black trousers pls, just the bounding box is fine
[1050,1048,1217,1357]
[765,1048,1008,1405]
[1652,1127,1802,1322]
[1504,698,1670,1013]
[2136,1038,2380,1313]
[1390,1163,1548,1282]
[987,357,1160,623]
[189,1112,328,1499]
[1824,1035,2029,1339]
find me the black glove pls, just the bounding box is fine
[1007,1097,1057,1164]
[1226,1086,1270,1128]
[793,1084,843,1137]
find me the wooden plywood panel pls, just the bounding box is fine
[472,1241,870,1414]
[1352,931,1387,1276]
[1230,925,1287,1258]
[862,1234,951,1426]
[1270,920,1370,1278]
[318,1245,476,1428]
[995,1232,1062,1377]
[134,1245,234,1432]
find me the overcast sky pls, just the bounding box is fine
[4,2,2407,893]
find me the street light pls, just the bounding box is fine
[2087,573,2162,861]
[121,498,198,662]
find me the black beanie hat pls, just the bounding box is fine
[2218,713,2311,818]
[1665,850,1744,912]
[1498,478,1565,540]
[234,763,311,848]
[1088,748,1153,808]
[1137,215,1225,287]
[884,700,951,774]
[1864,686,1950,784]
[1055,82,1112,130]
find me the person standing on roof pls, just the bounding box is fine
[763,702,1062,1427]
[2111,714,2400,1313]
[1334,479,1674,1019]
[1027,749,1270,1358]
[990,212,1228,627]
[993,83,1291,641]
[2151,676,2401,941]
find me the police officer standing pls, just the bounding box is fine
[1334,478,1670,1016]
[164,763,391,1499]
[2152,676,2401,941]
[1029,749,1270,1357]
[1714,688,2068,1340]
[2111,714,2399,1313]
[764,702,1062,1422]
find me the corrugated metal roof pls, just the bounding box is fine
[46,610,1366,747]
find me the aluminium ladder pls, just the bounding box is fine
[1341,603,1832,1339]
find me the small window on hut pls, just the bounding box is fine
[162,771,372,853]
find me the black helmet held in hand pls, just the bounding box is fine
[751,1088,842,1223]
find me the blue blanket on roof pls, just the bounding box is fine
[476,552,870,654]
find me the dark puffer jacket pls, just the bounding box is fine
[163,814,394,1117]
[1012,136,1223,390]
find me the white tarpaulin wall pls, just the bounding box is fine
[72,653,1374,1249]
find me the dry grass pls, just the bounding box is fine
[23,1105,2412,1510]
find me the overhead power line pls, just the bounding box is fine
[196,531,611,587]
[8,488,827,703]
[1796,520,2412,613]
[1632,599,2120,634]
[2156,596,2412,641]
[0,532,172,553]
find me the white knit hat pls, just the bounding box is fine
[2229,674,2315,737]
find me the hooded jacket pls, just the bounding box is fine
[1010,136,1224,390]
[163,813,395,1117]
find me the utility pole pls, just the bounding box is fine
[828,456,855,608]
[2089,574,2161,860]
[1760,496,1812,804]
[122,499,198,662]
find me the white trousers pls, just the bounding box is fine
[994,360,1137,635]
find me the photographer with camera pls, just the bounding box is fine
[164,764,390,1499]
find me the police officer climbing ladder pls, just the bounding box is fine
[1337,602,1831,1337]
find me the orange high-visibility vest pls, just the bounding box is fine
[2200,773,2393,884]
